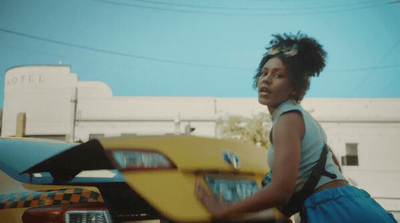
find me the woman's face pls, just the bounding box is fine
[257,57,297,114]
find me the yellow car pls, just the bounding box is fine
[0,136,288,223]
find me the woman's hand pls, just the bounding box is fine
[195,180,228,220]
[194,112,303,221]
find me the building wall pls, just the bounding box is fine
[300,98,400,212]
[322,121,400,213]
[2,65,400,215]
[2,65,77,137]
[75,96,219,141]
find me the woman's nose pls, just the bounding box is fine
[259,73,272,84]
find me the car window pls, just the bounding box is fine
[0,139,125,184]
[0,139,75,173]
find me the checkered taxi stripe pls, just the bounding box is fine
[0,188,103,209]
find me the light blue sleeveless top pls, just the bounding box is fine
[265,100,346,192]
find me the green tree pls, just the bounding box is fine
[216,112,272,149]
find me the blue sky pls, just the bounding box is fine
[1,0,400,109]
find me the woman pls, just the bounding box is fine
[195,33,396,222]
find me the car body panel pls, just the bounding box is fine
[0,138,107,222]
[99,135,269,174]
[0,167,104,222]
[122,171,207,221]
[99,135,270,222]
[1,136,286,223]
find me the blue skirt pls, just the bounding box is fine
[300,185,397,223]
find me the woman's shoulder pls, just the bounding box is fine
[274,111,304,132]
[273,100,305,121]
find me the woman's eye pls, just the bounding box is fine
[274,74,282,78]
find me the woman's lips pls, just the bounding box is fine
[259,87,271,96]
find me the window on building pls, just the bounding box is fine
[28,135,67,141]
[341,143,359,166]
[89,134,105,140]
[121,133,137,137]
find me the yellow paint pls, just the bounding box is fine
[100,135,271,222]
[100,135,269,174]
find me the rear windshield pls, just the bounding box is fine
[0,138,75,173]
[0,138,124,184]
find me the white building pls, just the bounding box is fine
[2,65,400,219]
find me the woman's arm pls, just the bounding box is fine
[329,147,342,172]
[195,111,304,219]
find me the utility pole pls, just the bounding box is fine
[70,88,78,142]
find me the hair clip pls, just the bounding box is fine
[268,44,298,57]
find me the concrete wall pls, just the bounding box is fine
[2,66,77,137]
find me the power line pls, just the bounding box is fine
[129,0,378,11]
[1,27,399,74]
[0,43,115,68]
[89,0,387,16]
[0,28,251,70]
[90,0,242,16]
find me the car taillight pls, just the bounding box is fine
[22,203,112,223]
[111,150,176,171]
